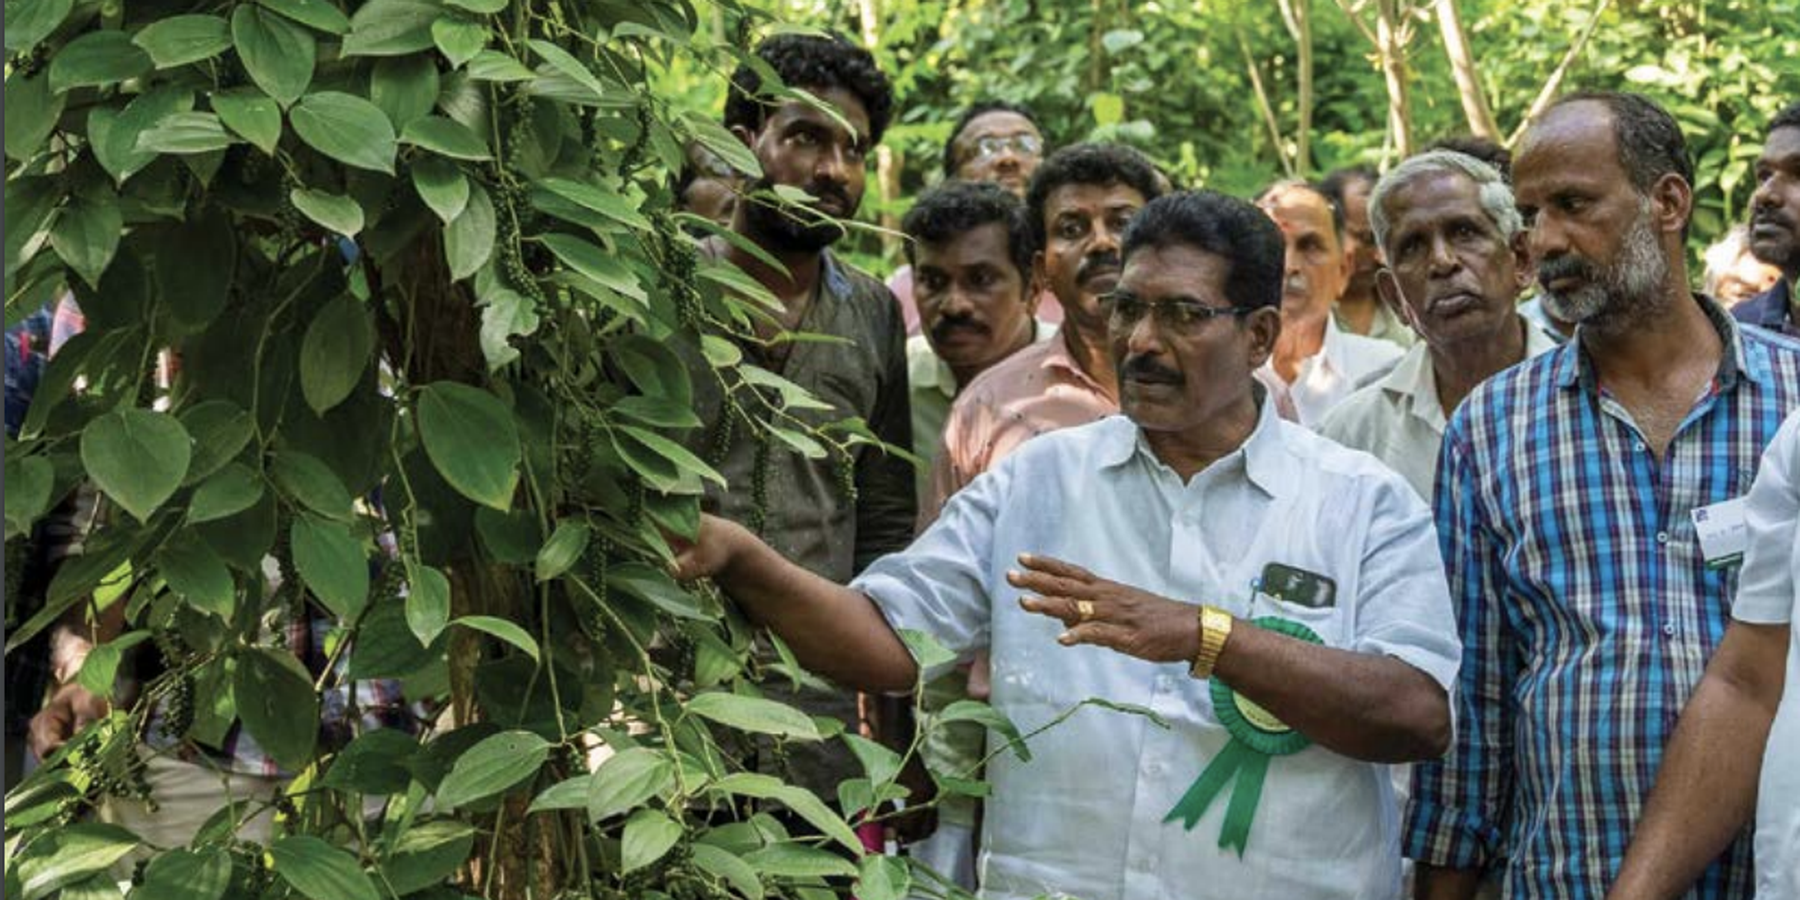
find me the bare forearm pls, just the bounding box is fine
[1414,863,1483,900]
[718,533,918,693]
[1214,622,1450,763]
[1608,624,1786,900]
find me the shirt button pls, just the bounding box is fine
[1663,622,1677,637]
[1635,440,1647,452]
[1656,531,1670,544]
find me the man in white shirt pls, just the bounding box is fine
[1606,406,1800,898]
[1255,181,1404,427]
[676,190,1460,899]
[1320,151,1558,501]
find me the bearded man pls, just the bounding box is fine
[680,32,916,804]
[1404,91,1800,900]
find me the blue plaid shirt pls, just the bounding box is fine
[1405,297,1800,900]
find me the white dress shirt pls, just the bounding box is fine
[1728,407,1800,899]
[852,398,1460,900]
[1318,320,1560,501]
[1257,316,1404,429]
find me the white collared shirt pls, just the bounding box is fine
[1318,320,1560,501]
[853,399,1460,900]
[1258,316,1405,429]
[1728,407,1800,898]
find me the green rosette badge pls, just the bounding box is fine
[1164,616,1322,856]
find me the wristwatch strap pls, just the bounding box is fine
[1189,605,1234,680]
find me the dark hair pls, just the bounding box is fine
[1254,179,1344,240]
[1424,134,1513,180]
[1024,143,1165,252]
[1773,100,1800,136]
[723,33,895,144]
[672,141,734,199]
[1319,165,1377,211]
[941,101,1043,177]
[901,181,1033,278]
[1544,91,1693,193]
[1122,190,1286,312]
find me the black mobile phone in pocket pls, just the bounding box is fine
[1258,562,1337,609]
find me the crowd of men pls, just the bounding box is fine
[665,30,1800,900]
[12,24,1800,900]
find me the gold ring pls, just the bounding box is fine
[1076,600,1096,623]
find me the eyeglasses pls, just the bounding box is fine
[1103,293,1252,333]
[970,134,1043,160]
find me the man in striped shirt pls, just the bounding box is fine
[1405,91,1800,900]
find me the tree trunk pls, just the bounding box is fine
[1436,0,1500,140]
[1508,0,1615,146]
[860,0,901,262]
[1276,0,1315,176]
[1238,28,1296,177]
[1376,0,1412,159]
[1087,0,1108,96]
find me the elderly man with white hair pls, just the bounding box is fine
[1319,151,1559,501]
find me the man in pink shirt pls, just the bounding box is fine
[924,143,1166,519]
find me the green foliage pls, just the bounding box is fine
[707,0,1799,272]
[4,2,1027,897]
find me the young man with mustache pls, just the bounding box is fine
[681,32,916,804]
[1730,101,1800,336]
[1254,181,1404,428]
[674,190,1461,900]
[1319,151,1557,502]
[1406,92,1800,900]
[923,143,1164,519]
[903,181,1049,480]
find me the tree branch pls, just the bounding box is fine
[1238,28,1296,178]
[1508,0,1615,146]
[1434,0,1501,140]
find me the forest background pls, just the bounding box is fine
[669,0,1800,272]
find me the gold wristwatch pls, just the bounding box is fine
[1189,605,1234,680]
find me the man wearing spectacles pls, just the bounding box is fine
[891,102,1060,335]
[943,103,1045,199]
[674,190,1459,900]
[1254,181,1404,427]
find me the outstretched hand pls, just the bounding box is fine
[1010,553,1201,664]
[669,513,751,583]
[28,682,109,759]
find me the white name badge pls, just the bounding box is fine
[1691,497,1750,569]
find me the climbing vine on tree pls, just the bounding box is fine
[1,1,994,898]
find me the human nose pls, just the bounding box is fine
[1091,219,1123,254]
[1751,171,1782,213]
[1427,234,1460,275]
[1124,306,1166,356]
[1527,212,1568,261]
[814,144,850,184]
[941,282,978,318]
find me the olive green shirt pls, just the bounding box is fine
[682,248,916,800]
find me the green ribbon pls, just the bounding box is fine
[1164,616,1323,857]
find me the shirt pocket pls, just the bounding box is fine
[1248,590,1345,648]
